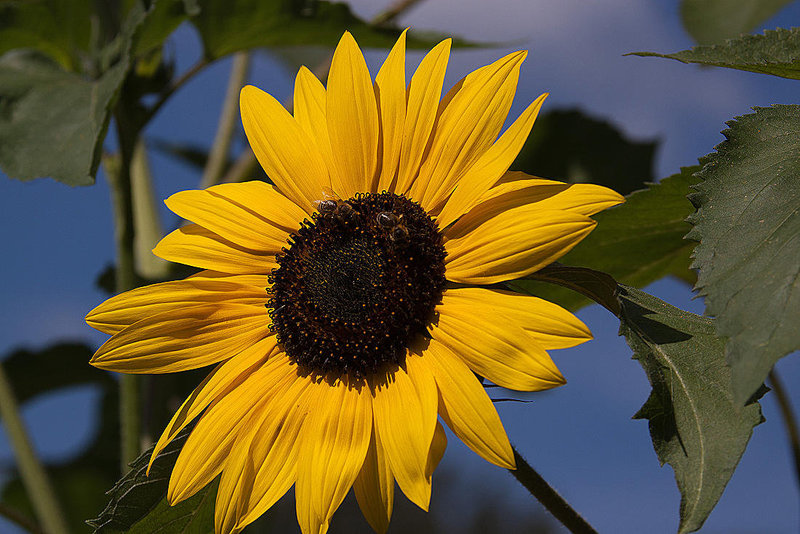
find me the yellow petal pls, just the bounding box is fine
[372,355,437,511]
[395,39,451,195]
[296,380,372,534]
[147,336,278,475]
[90,303,272,374]
[327,31,379,197]
[444,207,596,285]
[426,420,447,477]
[424,340,515,468]
[409,51,527,212]
[217,369,311,533]
[353,430,394,534]
[168,353,296,504]
[153,224,278,274]
[240,84,329,213]
[294,67,334,175]
[87,277,266,335]
[429,296,565,391]
[234,374,315,530]
[478,174,626,217]
[442,288,592,350]
[165,182,304,252]
[436,94,548,228]
[374,29,407,193]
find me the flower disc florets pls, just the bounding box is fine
[269,192,446,379]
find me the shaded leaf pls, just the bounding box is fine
[126,479,217,534]
[680,0,791,45]
[88,425,213,533]
[1,342,113,404]
[191,0,467,60]
[511,167,700,311]
[629,27,800,80]
[517,263,620,316]
[687,105,800,404]
[0,0,92,71]
[512,109,657,195]
[0,3,148,185]
[618,286,764,534]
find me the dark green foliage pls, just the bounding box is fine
[630,27,800,80]
[512,167,700,311]
[679,0,792,45]
[687,105,800,404]
[512,109,657,195]
[618,286,764,533]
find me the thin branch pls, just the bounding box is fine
[0,364,68,534]
[146,58,209,122]
[371,0,424,26]
[200,52,251,189]
[509,446,598,534]
[0,503,43,534]
[768,369,800,490]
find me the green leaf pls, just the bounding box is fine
[628,27,800,80]
[618,286,764,534]
[88,425,215,533]
[510,167,700,311]
[680,0,791,45]
[687,105,800,404]
[0,3,149,185]
[0,0,92,71]
[512,109,657,195]
[191,0,465,60]
[518,263,620,316]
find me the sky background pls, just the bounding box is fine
[1,0,799,533]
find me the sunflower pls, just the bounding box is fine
[87,30,623,534]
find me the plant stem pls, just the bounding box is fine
[146,58,209,122]
[111,93,141,472]
[371,0,424,26]
[0,364,68,534]
[510,446,598,534]
[201,52,251,189]
[768,369,800,490]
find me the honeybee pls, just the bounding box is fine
[376,211,409,243]
[315,187,356,222]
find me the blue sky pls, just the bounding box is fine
[1,1,799,532]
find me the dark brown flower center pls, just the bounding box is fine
[268,192,446,379]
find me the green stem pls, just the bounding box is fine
[111,94,141,472]
[510,446,598,534]
[201,52,251,189]
[768,369,800,490]
[0,364,68,534]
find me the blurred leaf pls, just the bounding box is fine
[510,167,700,311]
[687,105,800,404]
[0,0,92,71]
[512,109,657,195]
[152,138,269,180]
[88,425,211,532]
[191,0,466,60]
[0,3,149,185]
[618,285,764,534]
[680,0,791,44]
[1,342,112,404]
[134,0,197,55]
[629,27,800,80]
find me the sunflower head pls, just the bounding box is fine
[87,29,624,534]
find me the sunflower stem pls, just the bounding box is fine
[201,52,251,189]
[510,446,598,534]
[0,363,68,534]
[768,369,800,490]
[111,90,142,473]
